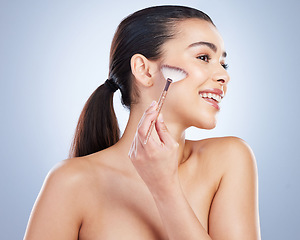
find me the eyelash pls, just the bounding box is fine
[197,54,229,70]
[222,63,229,70]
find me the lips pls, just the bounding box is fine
[198,88,224,110]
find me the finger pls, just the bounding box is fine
[137,101,159,142]
[137,101,157,129]
[136,130,160,158]
[155,113,178,148]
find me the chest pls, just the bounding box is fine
[78,168,219,240]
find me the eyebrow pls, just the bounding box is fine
[188,41,227,58]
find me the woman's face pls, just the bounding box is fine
[157,18,230,130]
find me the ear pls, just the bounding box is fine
[130,54,154,88]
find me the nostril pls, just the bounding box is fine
[217,79,225,84]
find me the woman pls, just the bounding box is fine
[24,5,261,240]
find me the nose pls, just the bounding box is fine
[212,65,230,85]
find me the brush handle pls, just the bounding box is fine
[144,78,172,144]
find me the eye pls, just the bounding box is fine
[222,63,229,70]
[196,54,211,62]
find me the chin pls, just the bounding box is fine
[194,116,217,130]
[201,123,217,130]
[204,125,216,130]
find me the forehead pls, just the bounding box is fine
[168,18,225,51]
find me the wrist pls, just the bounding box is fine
[150,177,183,202]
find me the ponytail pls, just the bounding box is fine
[69,81,120,158]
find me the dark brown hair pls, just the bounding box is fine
[69,5,214,158]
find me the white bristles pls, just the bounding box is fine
[161,65,187,83]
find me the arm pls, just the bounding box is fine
[151,178,212,240]
[148,138,261,240]
[208,137,261,239]
[24,161,84,240]
[153,138,261,240]
[129,102,211,240]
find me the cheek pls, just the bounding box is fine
[164,82,190,110]
[185,64,210,86]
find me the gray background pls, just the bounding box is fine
[1,0,299,239]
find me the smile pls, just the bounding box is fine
[199,88,224,110]
[199,92,222,103]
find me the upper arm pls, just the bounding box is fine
[24,160,85,240]
[208,137,261,240]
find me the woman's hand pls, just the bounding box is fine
[128,101,180,195]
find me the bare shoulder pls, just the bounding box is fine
[190,136,257,171]
[189,137,260,239]
[24,156,101,240]
[202,137,260,238]
[37,156,101,212]
[45,153,115,197]
[24,152,119,239]
[44,157,94,192]
[194,136,254,154]
[184,136,258,189]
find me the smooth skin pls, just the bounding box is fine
[24,19,261,240]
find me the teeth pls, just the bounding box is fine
[199,92,222,103]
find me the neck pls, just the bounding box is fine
[114,105,189,166]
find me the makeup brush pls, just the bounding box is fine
[144,65,188,144]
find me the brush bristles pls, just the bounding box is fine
[161,65,187,83]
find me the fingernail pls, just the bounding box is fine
[150,100,156,107]
[158,113,164,122]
